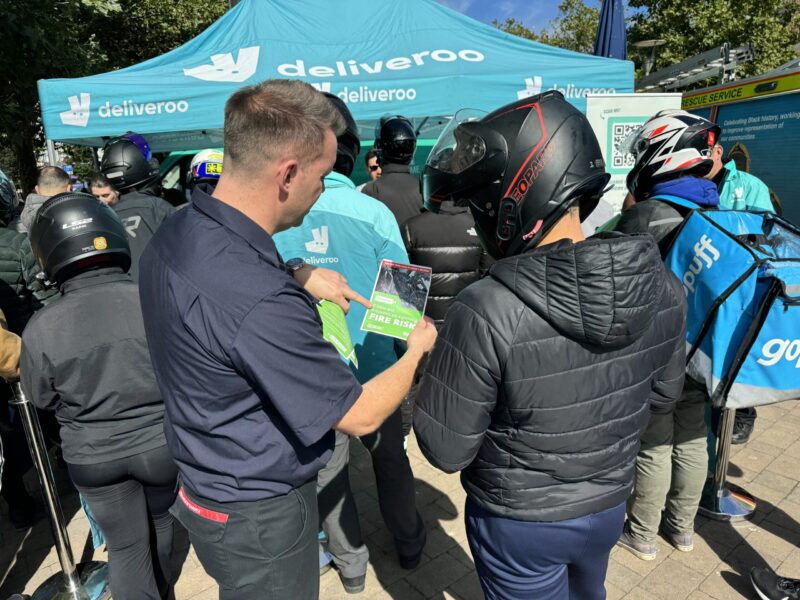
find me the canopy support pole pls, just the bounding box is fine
[45,139,58,166]
[698,407,756,521]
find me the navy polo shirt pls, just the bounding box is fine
[138,186,362,503]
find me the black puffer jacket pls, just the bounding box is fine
[401,204,491,324]
[414,233,687,522]
[0,228,50,333]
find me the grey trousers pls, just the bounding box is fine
[172,480,319,600]
[627,382,709,542]
[317,431,369,578]
[318,408,426,578]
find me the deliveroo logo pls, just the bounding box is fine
[517,77,543,100]
[183,47,260,83]
[60,93,91,127]
[305,226,329,254]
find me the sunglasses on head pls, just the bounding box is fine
[368,164,380,172]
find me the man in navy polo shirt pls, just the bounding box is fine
[275,94,426,593]
[138,80,437,600]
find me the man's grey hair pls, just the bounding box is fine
[36,166,70,193]
[223,79,345,173]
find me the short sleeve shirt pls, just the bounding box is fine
[138,186,361,502]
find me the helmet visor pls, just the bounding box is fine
[618,125,647,157]
[125,132,152,161]
[426,109,489,175]
[103,132,153,162]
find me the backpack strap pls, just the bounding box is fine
[648,194,701,213]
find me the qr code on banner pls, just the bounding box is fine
[611,122,642,169]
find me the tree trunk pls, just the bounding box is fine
[17,120,40,197]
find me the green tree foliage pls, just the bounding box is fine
[90,0,227,70]
[495,0,600,54]
[497,0,799,83]
[0,0,226,193]
[628,0,800,78]
[0,0,116,193]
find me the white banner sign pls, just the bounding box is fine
[586,93,682,214]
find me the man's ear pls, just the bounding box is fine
[34,185,40,195]
[67,184,72,192]
[278,159,299,193]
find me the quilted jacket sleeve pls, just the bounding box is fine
[649,277,688,414]
[413,296,504,473]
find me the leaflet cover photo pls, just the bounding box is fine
[361,260,432,341]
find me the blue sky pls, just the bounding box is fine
[433,0,603,31]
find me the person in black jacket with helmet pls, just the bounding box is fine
[413,91,688,600]
[21,193,177,600]
[362,115,423,226]
[100,132,175,282]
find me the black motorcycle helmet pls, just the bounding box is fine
[423,91,610,260]
[100,132,159,192]
[29,192,131,286]
[323,93,361,178]
[374,115,416,165]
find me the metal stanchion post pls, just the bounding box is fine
[698,406,756,521]
[9,382,110,600]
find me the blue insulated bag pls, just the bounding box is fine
[662,200,800,409]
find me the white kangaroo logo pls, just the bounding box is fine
[60,93,91,127]
[183,47,260,83]
[517,76,543,100]
[305,226,329,254]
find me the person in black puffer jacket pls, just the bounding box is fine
[0,169,54,332]
[414,91,687,600]
[401,201,490,325]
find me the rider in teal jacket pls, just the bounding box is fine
[274,170,409,381]
[710,148,773,212]
[274,154,425,589]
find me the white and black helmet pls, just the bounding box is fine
[623,109,720,199]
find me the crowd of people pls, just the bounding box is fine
[0,77,795,600]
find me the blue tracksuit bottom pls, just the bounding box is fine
[466,499,625,600]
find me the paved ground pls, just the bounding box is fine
[2,399,800,599]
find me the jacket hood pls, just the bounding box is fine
[20,193,50,233]
[650,177,719,207]
[489,233,667,349]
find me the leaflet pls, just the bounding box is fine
[317,300,358,368]
[360,260,432,341]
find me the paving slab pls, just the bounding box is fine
[3,402,800,598]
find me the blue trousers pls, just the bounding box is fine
[466,499,625,600]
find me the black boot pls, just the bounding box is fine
[732,407,756,445]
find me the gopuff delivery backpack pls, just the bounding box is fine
[659,195,800,409]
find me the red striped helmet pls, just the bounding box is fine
[623,109,720,200]
[423,91,610,259]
